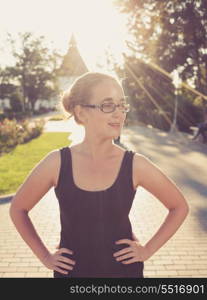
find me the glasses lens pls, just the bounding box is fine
[101,103,115,113]
[101,102,130,113]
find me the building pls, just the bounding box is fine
[0,35,89,113]
[57,34,89,92]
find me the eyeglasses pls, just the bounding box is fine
[79,102,130,113]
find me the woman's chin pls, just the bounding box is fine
[105,130,121,140]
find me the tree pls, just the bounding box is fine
[6,32,61,113]
[114,0,207,115]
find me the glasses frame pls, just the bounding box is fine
[79,102,130,113]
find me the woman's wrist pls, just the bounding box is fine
[144,243,156,258]
[35,249,51,264]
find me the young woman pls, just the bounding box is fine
[10,72,189,278]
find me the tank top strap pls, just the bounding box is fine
[56,146,72,189]
[118,149,136,192]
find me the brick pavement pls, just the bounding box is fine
[0,119,207,278]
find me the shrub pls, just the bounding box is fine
[0,118,45,155]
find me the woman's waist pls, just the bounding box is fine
[59,232,134,256]
[60,221,133,241]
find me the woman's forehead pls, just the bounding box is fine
[99,96,127,103]
[90,80,124,102]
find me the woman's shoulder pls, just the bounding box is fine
[41,149,62,187]
[40,148,62,174]
[132,152,153,187]
[133,152,153,168]
[45,148,61,161]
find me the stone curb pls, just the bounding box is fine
[0,193,14,204]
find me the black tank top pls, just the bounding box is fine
[54,146,144,278]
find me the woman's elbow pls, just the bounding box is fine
[180,197,190,215]
[180,202,190,219]
[9,203,18,221]
[169,198,190,215]
[172,200,190,218]
[9,200,28,221]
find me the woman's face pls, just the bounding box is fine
[79,80,128,140]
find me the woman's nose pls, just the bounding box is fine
[112,105,124,115]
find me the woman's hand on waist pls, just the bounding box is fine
[113,238,151,264]
[41,248,76,275]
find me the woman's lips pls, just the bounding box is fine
[108,123,121,129]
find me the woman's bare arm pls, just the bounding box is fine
[10,150,76,274]
[9,150,60,262]
[135,154,189,257]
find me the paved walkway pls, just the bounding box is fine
[0,117,207,278]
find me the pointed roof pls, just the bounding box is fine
[69,33,77,48]
[58,34,88,77]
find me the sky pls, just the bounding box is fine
[0,0,130,72]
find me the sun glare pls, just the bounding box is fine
[0,0,129,71]
[54,0,129,71]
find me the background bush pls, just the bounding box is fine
[0,118,45,155]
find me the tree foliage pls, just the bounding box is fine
[113,0,207,131]
[4,32,62,113]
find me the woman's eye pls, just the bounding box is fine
[103,103,114,108]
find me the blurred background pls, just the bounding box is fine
[0,0,207,279]
[0,0,206,133]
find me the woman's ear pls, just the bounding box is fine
[75,105,89,125]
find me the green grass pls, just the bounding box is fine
[48,114,65,121]
[0,132,72,196]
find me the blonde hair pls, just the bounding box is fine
[57,72,121,125]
